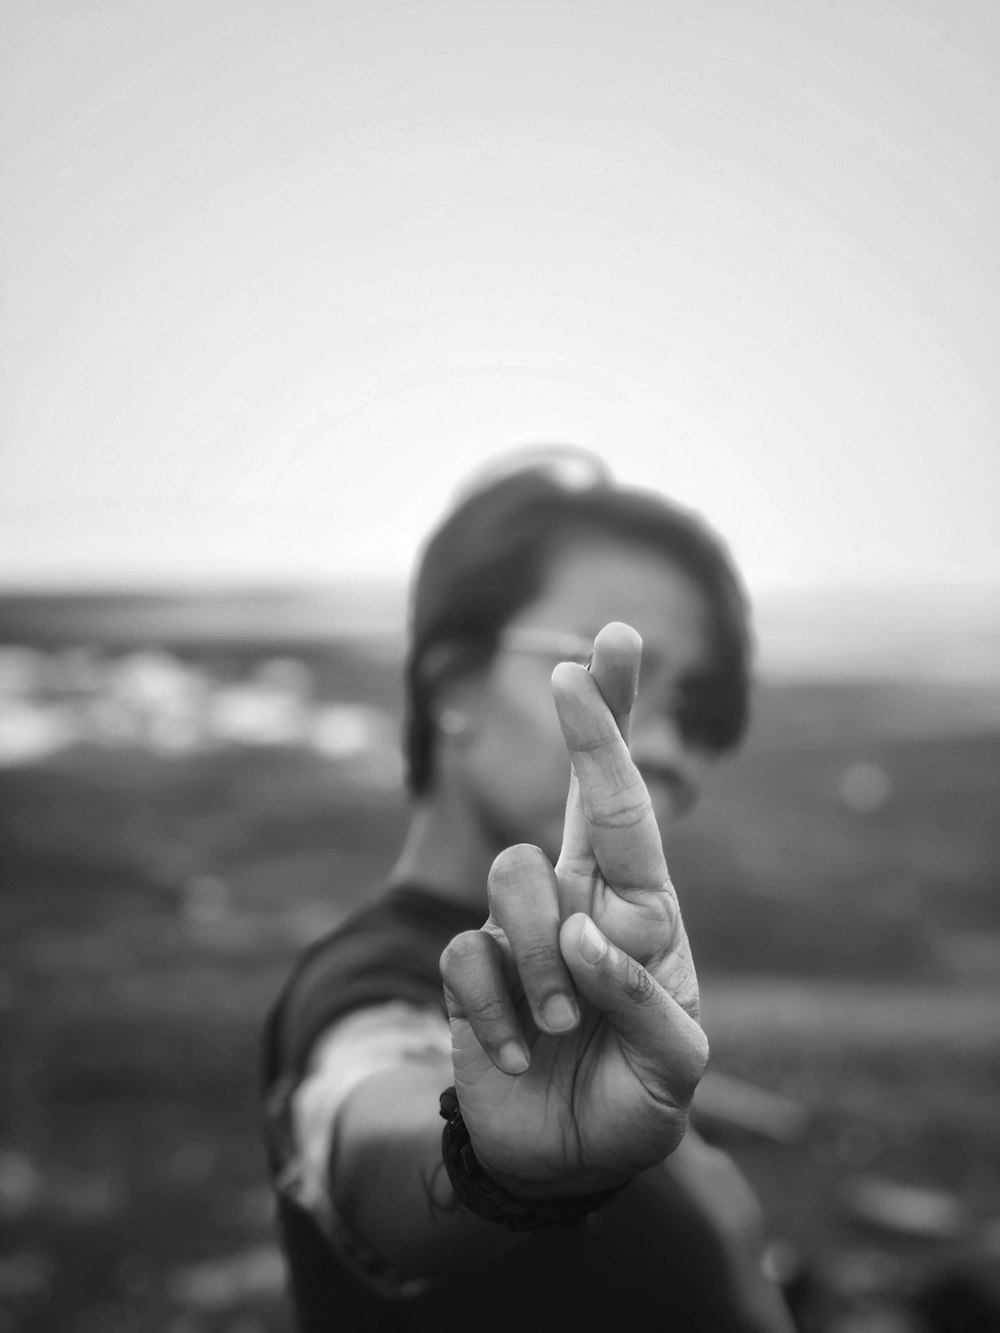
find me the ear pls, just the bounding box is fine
[432,673,490,743]
[437,706,470,738]
[420,643,490,743]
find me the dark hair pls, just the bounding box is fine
[404,448,754,794]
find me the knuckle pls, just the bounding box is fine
[555,847,595,881]
[620,956,657,1006]
[587,789,652,830]
[677,1022,711,1094]
[654,888,680,937]
[573,730,617,755]
[439,929,484,979]
[518,937,562,970]
[662,940,698,1007]
[622,877,680,935]
[466,992,508,1025]
[693,1026,710,1075]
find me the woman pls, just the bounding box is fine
[262,449,796,1332]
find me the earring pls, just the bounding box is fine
[438,708,468,738]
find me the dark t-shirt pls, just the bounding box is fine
[261,884,780,1333]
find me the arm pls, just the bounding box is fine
[664,1130,799,1333]
[323,1072,794,1328]
[331,1060,524,1280]
[288,623,709,1282]
[281,1001,521,1288]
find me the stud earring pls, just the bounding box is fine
[438,708,469,737]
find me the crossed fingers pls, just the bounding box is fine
[442,621,699,1081]
[555,622,674,910]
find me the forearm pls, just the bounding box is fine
[331,1062,522,1281]
[664,1131,798,1333]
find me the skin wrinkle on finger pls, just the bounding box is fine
[441,931,524,1055]
[657,946,701,1023]
[553,845,600,888]
[553,670,660,819]
[551,656,685,961]
[555,617,639,878]
[513,938,566,970]
[462,992,511,1025]
[441,929,506,994]
[556,834,676,922]
[618,953,659,1008]
[629,1048,704,1114]
[554,671,668,875]
[583,788,653,832]
[609,881,677,927]
[565,714,626,757]
[556,623,695,932]
[617,1011,706,1116]
[562,703,637,762]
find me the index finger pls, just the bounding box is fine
[556,622,641,884]
[551,657,670,898]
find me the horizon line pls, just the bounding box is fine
[0,570,998,597]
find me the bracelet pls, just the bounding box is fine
[438,1087,628,1232]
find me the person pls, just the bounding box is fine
[261,446,797,1332]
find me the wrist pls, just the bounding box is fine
[475,1155,626,1202]
[438,1087,629,1231]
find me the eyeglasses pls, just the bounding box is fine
[499,626,595,667]
[498,624,739,753]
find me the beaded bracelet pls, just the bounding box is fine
[438,1087,628,1232]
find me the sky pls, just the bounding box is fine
[2,0,999,598]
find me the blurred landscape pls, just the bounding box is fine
[1,582,998,1333]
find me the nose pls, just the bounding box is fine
[629,706,706,829]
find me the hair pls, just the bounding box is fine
[403,447,754,795]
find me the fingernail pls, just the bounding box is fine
[499,1041,529,1075]
[542,994,578,1032]
[578,916,607,965]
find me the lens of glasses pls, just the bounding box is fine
[671,678,741,752]
[499,626,594,665]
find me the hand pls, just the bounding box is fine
[440,621,708,1197]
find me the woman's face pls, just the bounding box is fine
[441,536,723,863]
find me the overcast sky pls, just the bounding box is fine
[2,0,998,595]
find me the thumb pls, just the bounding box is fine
[559,913,708,1103]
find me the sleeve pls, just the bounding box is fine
[261,892,464,1093]
[662,1128,799,1333]
[265,999,453,1297]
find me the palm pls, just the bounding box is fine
[452,977,689,1189]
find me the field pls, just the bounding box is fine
[1,593,998,1333]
